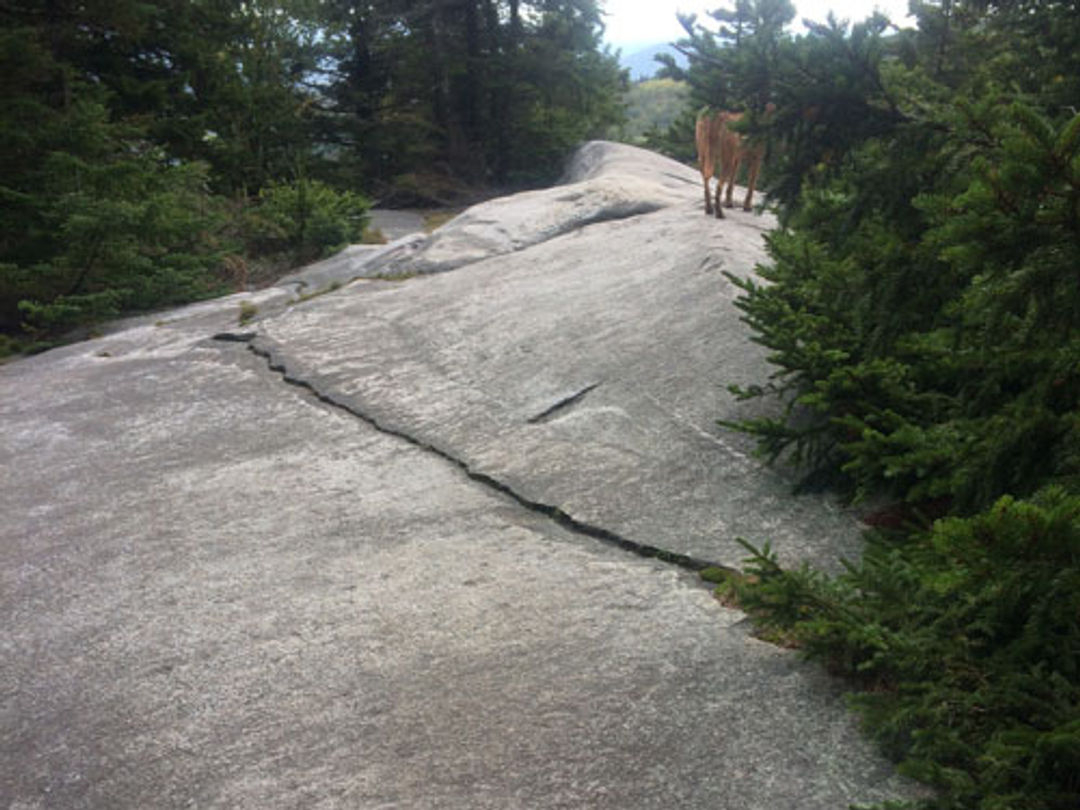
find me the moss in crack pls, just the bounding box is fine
[423,209,461,233]
[361,226,387,244]
[372,271,420,282]
[238,300,258,325]
[295,280,343,304]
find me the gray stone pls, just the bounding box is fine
[0,141,920,809]
[258,143,854,572]
[367,209,427,242]
[275,209,432,295]
[357,142,704,279]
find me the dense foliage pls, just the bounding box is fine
[0,0,624,351]
[323,0,625,191]
[672,2,1080,807]
[736,489,1080,809]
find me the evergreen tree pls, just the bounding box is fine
[1,0,624,346]
[682,3,1080,807]
[0,6,229,336]
[718,1,1080,509]
[321,0,625,192]
[0,0,363,344]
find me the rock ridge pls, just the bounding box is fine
[233,331,727,574]
[0,140,921,809]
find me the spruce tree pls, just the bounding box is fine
[680,3,1080,807]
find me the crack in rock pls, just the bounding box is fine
[211,331,257,343]
[527,383,601,424]
[211,332,734,577]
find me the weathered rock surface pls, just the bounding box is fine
[355,141,711,280]
[257,142,854,571]
[367,208,427,242]
[1,141,916,809]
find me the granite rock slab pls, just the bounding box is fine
[0,141,919,809]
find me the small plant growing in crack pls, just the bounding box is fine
[238,300,258,325]
[361,225,387,244]
[423,209,460,232]
[699,555,800,647]
[374,270,419,282]
[295,280,343,303]
[700,565,748,609]
[708,541,823,649]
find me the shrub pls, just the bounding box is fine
[734,489,1080,809]
[243,179,370,264]
[726,106,1080,513]
[237,300,258,325]
[8,150,231,335]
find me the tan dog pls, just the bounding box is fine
[695,107,766,217]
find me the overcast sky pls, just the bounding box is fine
[602,0,915,50]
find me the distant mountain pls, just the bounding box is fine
[615,77,691,144]
[616,42,687,81]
